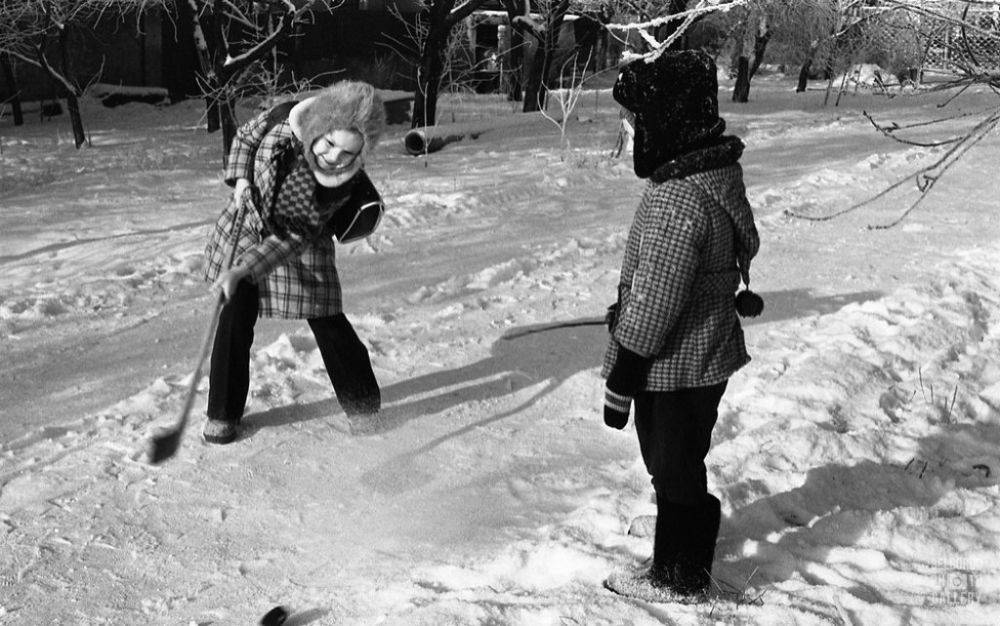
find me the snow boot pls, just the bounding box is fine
[669,493,721,598]
[604,565,685,603]
[604,495,695,602]
[651,495,690,584]
[203,419,239,444]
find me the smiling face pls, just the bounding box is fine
[309,129,365,187]
[311,129,364,172]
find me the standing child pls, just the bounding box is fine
[601,51,761,602]
[202,80,386,443]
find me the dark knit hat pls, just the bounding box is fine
[613,50,725,178]
[297,80,385,172]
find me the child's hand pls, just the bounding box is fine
[212,267,249,303]
[233,178,251,204]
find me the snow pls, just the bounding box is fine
[2,79,1000,624]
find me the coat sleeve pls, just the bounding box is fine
[223,110,272,187]
[239,233,309,284]
[613,182,708,358]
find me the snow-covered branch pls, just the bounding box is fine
[606,0,747,33]
[221,0,296,70]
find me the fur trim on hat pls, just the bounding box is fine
[290,80,386,173]
[614,51,724,179]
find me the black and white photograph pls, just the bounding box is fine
[2,0,999,623]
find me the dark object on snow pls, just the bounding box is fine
[260,605,289,626]
[613,50,725,179]
[735,289,764,318]
[500,317,606,340]
[101,92,168,108]
[41,101,63,117]
[383,93,413,125]
[403,112,558,155]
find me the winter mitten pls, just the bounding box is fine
[604,345,649,429]
[735,288,764,318]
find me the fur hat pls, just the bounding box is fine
[295,80,386,172]
[613,50,725,178]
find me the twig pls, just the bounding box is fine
[945,384,959,422]
[787,108,1000,227]
[863,111,963,148]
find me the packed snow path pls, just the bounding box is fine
[2,83,1000,623]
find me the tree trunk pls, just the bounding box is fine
[1,54,23,126]
[522,0,569,113]
[65,93,86,148]
[506,28,524,102]
[797,40,821,93]
[220,96,238,158]
[748,30,771,79]
[58,26,86,148]
[732,56,750,102]
[796,58,812,92]
[186,0,221,133]
[521,45,545,112]
[732,17,770,104]
[412,30,447,128]
[410,0,457,129]
[729,15,748,78]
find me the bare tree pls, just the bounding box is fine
[1,52,23,126]
[406,0,493,128]
[498,0,573,112]
[538,48,593,149]
[730,2,773,102]
[180,0,345,160]
[783,0,900,94]
[787,1,1000,229]
[0,0,151,146]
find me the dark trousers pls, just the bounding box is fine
[634,381,728,506]
[207,280,380,422]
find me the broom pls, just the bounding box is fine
[148,194,249,464]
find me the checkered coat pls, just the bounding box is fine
[204,109,382,319]
[601,164,759,390]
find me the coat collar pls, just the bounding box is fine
[648,136,745,183]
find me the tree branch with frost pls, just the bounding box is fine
[783,2,1000,228]
[449,0,485,23]
[221,0,296,71]
[861,109,983,148]
[786,108,1000,229]
[605,0,748,60]
[538,49,593,150]
[607,0,745,32]
[219,0,256,29]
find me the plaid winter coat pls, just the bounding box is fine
[601,162,759,391]
[204,108,383,319]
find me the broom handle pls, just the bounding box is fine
[174,188,252,431]
[173,295,224,432]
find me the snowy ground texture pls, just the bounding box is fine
[2,76,1000,625]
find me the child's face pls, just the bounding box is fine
[311,129,364,174]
